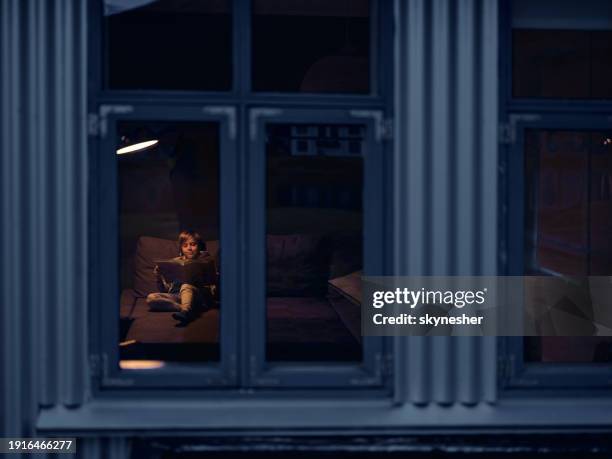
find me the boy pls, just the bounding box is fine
[146,230,210,324]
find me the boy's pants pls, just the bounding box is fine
[146,283,200,312]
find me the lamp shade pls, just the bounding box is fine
[116,138,159,155]
[116,128,160,155]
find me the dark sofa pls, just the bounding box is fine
[120,234,362,361]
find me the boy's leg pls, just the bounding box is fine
[173,284,200,323]
[146,292,181,312]
[178,283,200,313]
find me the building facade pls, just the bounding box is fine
[1,0,612,457]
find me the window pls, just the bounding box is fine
[117,120,221,364]
[264,122,365,362]
[504,123,612,384]
[523,129,612,278]
[511,0,612,99]
[251,0,371,93]
[508,120,612,373]
[95,106,239,387]
[502,0,612,388]
[91,0,393,391]
[105,0,232,91]
[245,110,386,388]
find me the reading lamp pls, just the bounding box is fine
[116,135,159,155]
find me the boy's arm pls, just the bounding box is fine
[154,264,172,292]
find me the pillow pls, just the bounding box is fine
[132,236,220,297]
[266,234,331,297]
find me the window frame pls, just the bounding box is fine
[501,114,612,391]
[245,108,390,388]
[91,104,240,390]
[89,0,395,393]
[500,0,612,392]
[502,336,612,390]
[94,0,393,102]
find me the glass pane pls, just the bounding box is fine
[265,123,364,361]
[590,132,612,275]
[513,30,591,99]
[252,0,370,93]
[591,31,612,98]
[117,121,220,364]
[512,0,612,99]
[524,130,589,275]
[105,0,232,91]
[524,129,612,363]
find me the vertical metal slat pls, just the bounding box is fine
[430,0,454,405]
[480,0,500,404]
[395,0,499,405]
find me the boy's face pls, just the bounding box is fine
[181,237,200,259]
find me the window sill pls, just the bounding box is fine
[36,397,612,435]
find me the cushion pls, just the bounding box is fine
[132,236,219,297]
[266,234,331,297]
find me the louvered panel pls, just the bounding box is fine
[0,0,89,438]
[51,0,89,409]
[36,0,56,408]
[430,0,454,406]
[394,0,499,405]
[1,0,25,439]
[479,0,499,405]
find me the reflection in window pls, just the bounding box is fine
[523,129,612,363]
[117,121,220,363]
[265,124,364,361]
[524,130,589,276]
[512,0,612,99]
[252,0,370,93]
[105,0,232,91]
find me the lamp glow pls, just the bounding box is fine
[119,360,165,370]
[116,139,158,155]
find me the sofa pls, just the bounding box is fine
[120,233,363,362]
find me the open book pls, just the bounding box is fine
[155,258,217,285]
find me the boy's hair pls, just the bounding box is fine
[178,230,205,255]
